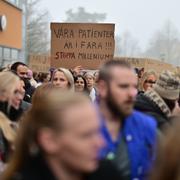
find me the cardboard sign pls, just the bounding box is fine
[29,55,50,72]
[113,57,175,74]
[114,57,146,68]
[51,23,115,69]
[145,59,174,74]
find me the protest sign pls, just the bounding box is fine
[114,57,175,74]
[51,23,115,69]
[145,59,175,74]
[29,55,50,72]
[114,57,146,69]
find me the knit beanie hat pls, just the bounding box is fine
[153,70,180,100]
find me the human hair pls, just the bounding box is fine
[0,71,20,102]
[10,62,27,72]
[51,67,74,91]
[98,59,132,83]
[33,71,38,81]
[74,74,88,93]
[138,70,157,92]
[2,87,90,179]
[94,71,99,77]
[31,83,54,106]
[0,67,8,72]
[0,112,16,144]
[150,117,180,180]
[38,72,50,83]
[84,72,95,79]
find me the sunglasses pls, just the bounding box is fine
[144,80,156,84]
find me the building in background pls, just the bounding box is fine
[0,0,23,67]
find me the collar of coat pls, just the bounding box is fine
[144,89,171,118]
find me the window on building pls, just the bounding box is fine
[0,47,2,58]
[3,48,11,60]
[11,49,18,60]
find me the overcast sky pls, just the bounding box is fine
[41,0,180,50]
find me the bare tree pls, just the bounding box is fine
[144,20,180,65]
[22,0,50,62]
[65,7,106,22]
[114,35,121,56]
[115,31,141,57]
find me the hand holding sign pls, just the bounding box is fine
[72,65,84,76]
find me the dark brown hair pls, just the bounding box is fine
[150,117,180,180]
[98,59,132,83]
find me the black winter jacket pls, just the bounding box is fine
[10,155,122,180]
[134,93,169,131]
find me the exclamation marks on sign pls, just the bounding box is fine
[105,42,112,50]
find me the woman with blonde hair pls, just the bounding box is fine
[0,72,19,169]
[51,67,74,91]
[0,112,16,164]
[2,85,122,180]
[0,71,20,116]
[138,70,157,93]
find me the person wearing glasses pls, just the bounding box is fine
[135,70,180,132]
[138,70,157,94]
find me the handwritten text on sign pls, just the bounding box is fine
[51,23,115,69]
[29,55,50,72]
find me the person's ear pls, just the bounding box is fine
[97,80,108,98]
[37,128,61,154]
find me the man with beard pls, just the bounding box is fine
[96,60,157,180]
[10,62,35,103]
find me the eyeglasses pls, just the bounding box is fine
[144,80,156,84]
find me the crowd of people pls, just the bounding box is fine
[0,60,179,180]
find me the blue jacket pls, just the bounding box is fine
[98,110,157,180]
